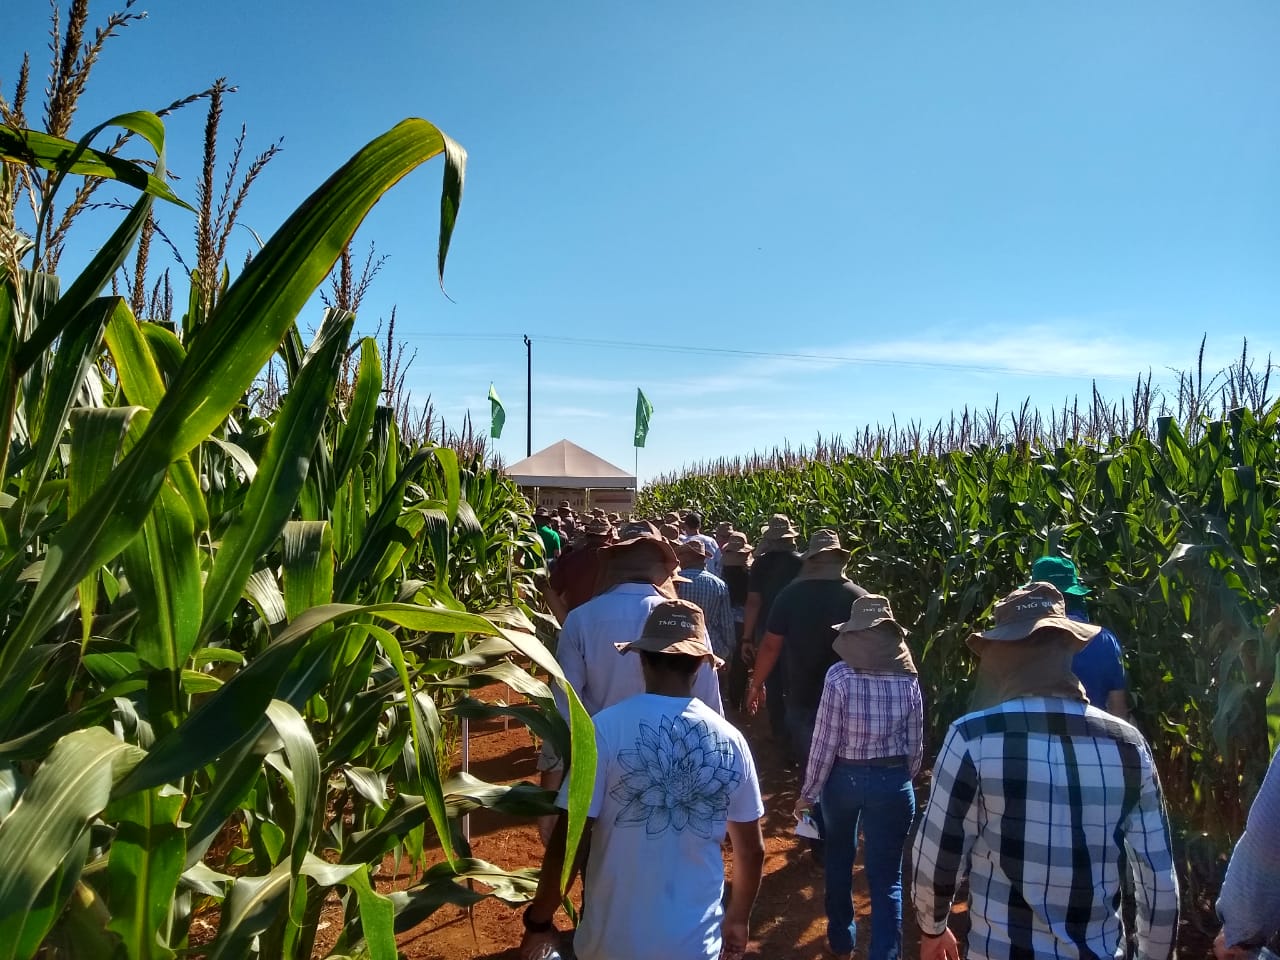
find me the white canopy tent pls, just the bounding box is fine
[506,439,636,512]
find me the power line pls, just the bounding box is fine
[394,331,1136,380]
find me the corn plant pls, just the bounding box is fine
[641,369,1280,848]
[0,102,594,960]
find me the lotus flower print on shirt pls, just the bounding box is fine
[611,714,742,838]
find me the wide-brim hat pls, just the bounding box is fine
[832,594,906,635]
[558,500,573,510]
[676,537,709,559]
[722,532,752,554]
[799,528,850,561]
[602,529,686,581]
[1029,556,1091,597]
[614,599,724,667]
[968,582,1101,648]
[714,521,734,536]
[658,522,682,542]
[759,513,799,540]
[661,511,681,525]
[583,517,614,537]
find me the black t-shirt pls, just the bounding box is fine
[747,550,803,624]
[721,566,750,606]
[767,578,868,710]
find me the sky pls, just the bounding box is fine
[3,1,1279,482]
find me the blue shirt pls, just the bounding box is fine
[1069,611,1126,706]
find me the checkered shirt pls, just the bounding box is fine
[911,698,1179,960]
[676,568,735,659]
[800,662,924,802]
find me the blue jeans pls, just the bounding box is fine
[820,760,915,960]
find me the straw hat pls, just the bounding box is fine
[799,529,850,562]
[831,595,917,675]
[614,599,723,666]
[968,582,1101,649]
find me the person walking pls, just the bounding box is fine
[795,595,922,960]
[911,582,1179,960]
[675,538,735,662]
[518,600,766,960]
[1030,555,1130,718]
[741,514,804,739]
[720,532,753,710]
[1215,740,1280,959]
[746,530,869,766]
[681,511,723,576]
[546,515,615,622]
[537,523,723,842]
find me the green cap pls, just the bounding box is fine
[1029,556,1091,597]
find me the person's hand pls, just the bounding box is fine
[919,926,960,960]
[720,915,749,959]
[793,796,811,821]
[746,684,764,716]
[1214,931,1249,960]
[740,642,756,665]
[518,927,560,960]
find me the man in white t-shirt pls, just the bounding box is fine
[520,600,766,960]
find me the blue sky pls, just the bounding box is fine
[4,1,1279,481]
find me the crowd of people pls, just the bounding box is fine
[518,504,1279,960]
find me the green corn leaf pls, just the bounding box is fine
[118,604,498,797]
[333,336,382,484]
[341,867,396,960]
[200,309,354,637]
[0,728,145,960]
[121,470,200,673]
[104,787,184,960]
[263,700,320,879]
[282,521,334,621]
[26,296,120,494]
[10,113,185,375]
[68,406,141,648]
[388,859,537,933]
[0,117,464,696]
[243,569,288,627]
[0,119,185,208]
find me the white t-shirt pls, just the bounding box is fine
[557,694,764,960]
[556,583,723,717]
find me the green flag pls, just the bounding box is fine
[488,383,505,439]
[634,387,653,448]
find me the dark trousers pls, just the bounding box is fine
[820,760,915,960]
[727,624,750,710]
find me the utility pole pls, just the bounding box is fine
[523,334,532,457]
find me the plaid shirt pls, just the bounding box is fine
[676,568,735,659]
[911,698,1179,960]
[800,663,924,802]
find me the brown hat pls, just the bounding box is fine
[677,537,709,559]
[722,532,752,555]
[968,582,1101,648]
[615,599,723,666]
[759,513,799,540]
[832,595,917,675]
[714,521,734,536]
[559,500,573,510]
[662,511,681,525]
[799,529,850,561]
[583,517,614,537]
[832,594,905,635]
[658,522,681,542]
[603,527,683,577]
[619,519,659,540]
[608,512,622,523]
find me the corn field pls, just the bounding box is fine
[0,8,596,957]
[640,360,1280,911]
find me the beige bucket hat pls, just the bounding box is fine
[968,582,1101,649]
[799,529,850,561]
[615,599,724,666]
